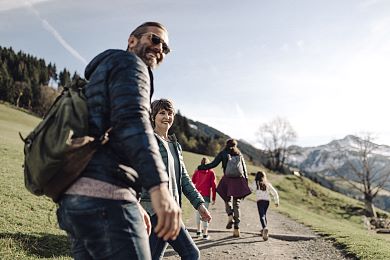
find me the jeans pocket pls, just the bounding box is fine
[65,206,108,238]
[65,206,112,258]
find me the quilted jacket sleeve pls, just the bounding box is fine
[107,53,168,190]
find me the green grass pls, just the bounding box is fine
[1,103,389,259]
[0,104,70,259]
[268,175,390,259]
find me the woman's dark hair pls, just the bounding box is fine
[255,171,267,191]
[224,138,240,155]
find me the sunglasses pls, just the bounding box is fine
[144,33,171,54]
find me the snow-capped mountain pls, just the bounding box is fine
[288,135,390,175]
[287,135,390,211]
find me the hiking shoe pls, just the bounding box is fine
[260,229,263,236]
[263,228,269,241]
[233,228,240,237]
[226,215,233,229]
[203,234,210,240]
[196,231,202,238]
[226,221,233,229]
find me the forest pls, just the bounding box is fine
[0,46,227,157]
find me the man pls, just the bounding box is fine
[56,22,181,260]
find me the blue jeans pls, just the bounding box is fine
[149,214,200,260]
[256,200,270,229]
[56,195,151,260]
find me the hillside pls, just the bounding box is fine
[188,119,267,166]
[1,103,389,259]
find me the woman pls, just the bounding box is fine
[251,171,279,241]
[192,157,217,240]
[197,139,251,237]
[140,99,212,260]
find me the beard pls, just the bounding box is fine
[134,44,161,69]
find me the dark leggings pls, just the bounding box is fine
[256,200,270,229]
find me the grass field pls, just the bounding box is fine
[1,103,389,259]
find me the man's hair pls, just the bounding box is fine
[127,22,168,51]
[150,98,175,127]
[131,21,168,37]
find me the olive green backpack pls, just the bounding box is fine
[20,78,108,202]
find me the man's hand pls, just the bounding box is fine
[150,184,181,241]
[198,204,212,223]
[137,203,151,235]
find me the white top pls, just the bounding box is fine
[251,181,280,205]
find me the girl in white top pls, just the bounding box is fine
[251,171,279,241]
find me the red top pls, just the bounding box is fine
[192,169,217,202]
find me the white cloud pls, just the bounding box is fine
[25,1,87,65]
[296,40,304,50]
[280,43,289,52]
[358,0,387,9]
[0,0,52,12]
[235,103,245,119]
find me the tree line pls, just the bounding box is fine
[169,112,227,157]
[0,46,78,116]
[0,46,226,157]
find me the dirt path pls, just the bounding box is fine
[164,195,354,259]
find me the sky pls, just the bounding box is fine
[1,0,390,148]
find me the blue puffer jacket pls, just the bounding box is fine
[81,49,168,192]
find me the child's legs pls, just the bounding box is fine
[202,201,210,233]
[195,210,201,231]
[256,200,270,229]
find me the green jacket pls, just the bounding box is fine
[140,134,204,216]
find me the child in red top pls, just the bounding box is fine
[192,157,217,240]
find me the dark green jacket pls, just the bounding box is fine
[140,134,204,216]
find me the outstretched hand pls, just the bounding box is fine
[198,204,212,223]
[150,184,182,241]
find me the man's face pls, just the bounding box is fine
[128,27,170,69]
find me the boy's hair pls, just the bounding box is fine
[201,157,209,165]
[150,98,175,127]
[255,171,267,191]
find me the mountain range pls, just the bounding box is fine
[287,135,390,211]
